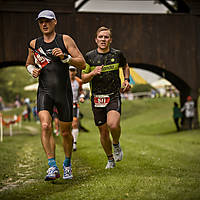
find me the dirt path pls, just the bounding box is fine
[24,125,39,134]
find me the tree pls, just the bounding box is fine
[0,66,37,103]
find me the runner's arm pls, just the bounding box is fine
[123,63,130,81]
[81,65,102,83]
[75,77,85,103]
[63,35,86,70]
[122,63,131,92]
[79,79,85,103]
[25,40,40,78]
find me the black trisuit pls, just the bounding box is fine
[83,48,127,126]
[34,34,73,122]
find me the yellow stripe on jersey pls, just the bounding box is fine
[82,63,91,74]
[89,63,119,72]
[82,63,119,74]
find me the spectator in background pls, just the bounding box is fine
[23,102,31,121]
[32,104,39,122]
[151,89,156,98]
[173,102,182,132]
[15,94,21,108]
[0,96,5,111]
[24,97,30,105]
[24,97,31,121]
[181,96,195,130]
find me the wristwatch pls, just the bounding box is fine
[63,53,68,60]
[61,53,71,64]
[125,78,130,83]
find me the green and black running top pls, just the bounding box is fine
[83,48,127,95]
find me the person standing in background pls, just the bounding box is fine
[181,96,195,130]
[173,102,182,132]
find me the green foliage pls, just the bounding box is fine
[0,66,37,103]
[131,83,153,93]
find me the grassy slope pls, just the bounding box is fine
[0,98,200,200]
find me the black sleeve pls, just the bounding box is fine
[84,53,89,64]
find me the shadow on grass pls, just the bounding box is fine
[156,130,178,136]
[156,128,199,136]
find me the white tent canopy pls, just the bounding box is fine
[24,82,39,91]
[151,78,172,88]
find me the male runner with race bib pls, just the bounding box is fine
[82,26,130,169]
[25,10,86,180]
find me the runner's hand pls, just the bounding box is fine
[122,80,131,92]
[32,68,41,78]
[52,48,64,59]
[92,65,103,76]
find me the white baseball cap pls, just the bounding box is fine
[69,66,76,70]
[36,10,56,21]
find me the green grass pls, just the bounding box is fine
[0,97,200,200]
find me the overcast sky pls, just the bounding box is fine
[76,0,164,83]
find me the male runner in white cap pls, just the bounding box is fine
[25,10,86,180]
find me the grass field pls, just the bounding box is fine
[0,97,200,200]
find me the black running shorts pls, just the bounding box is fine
[37,91,73,122]
[91,93,121,126]
[73,103,79,118]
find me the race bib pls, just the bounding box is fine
[34,47,51,69]
[94,95,110,107]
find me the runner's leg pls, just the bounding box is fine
[59,121,73,159]
[107,110,121,144]
[107,110,123,162]
[39,110,55,159]
[98,123,113,157]
[39,110,60,180]
[60,121,73,179]
[98,123,116,168]
[72,117,79,151]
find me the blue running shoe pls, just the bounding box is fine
[63,165,73,179]
[45,166,60,181]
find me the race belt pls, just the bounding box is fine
[94,95,110,107]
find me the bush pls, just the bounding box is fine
[0,66,37,103]
[131,83,153,93]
